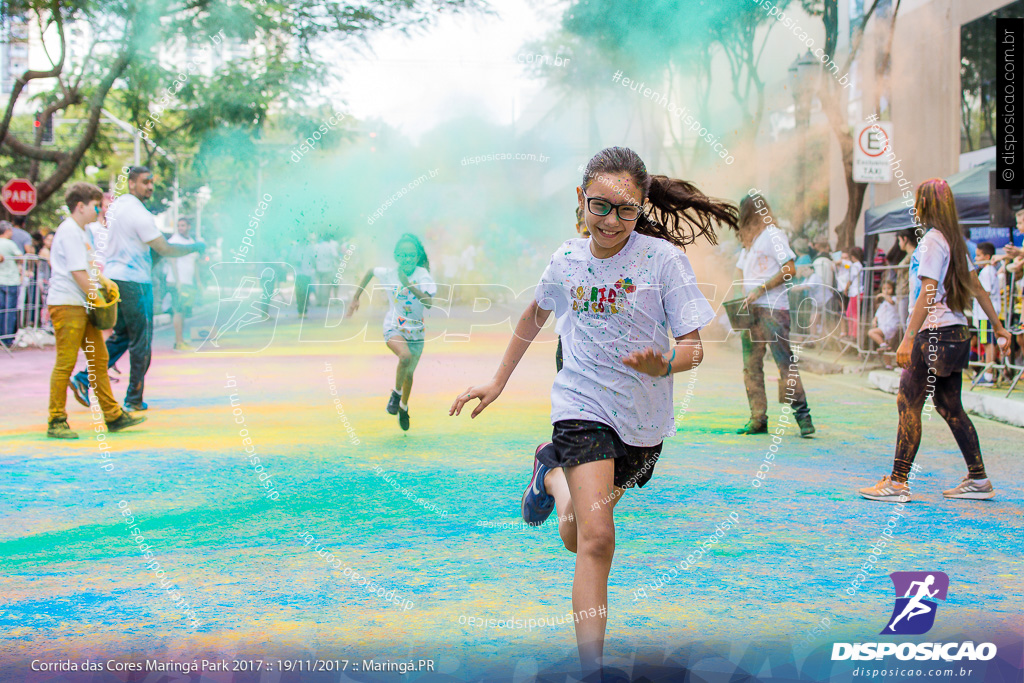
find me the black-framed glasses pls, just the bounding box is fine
[582,190,641,221]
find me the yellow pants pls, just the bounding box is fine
[48,305,122,423]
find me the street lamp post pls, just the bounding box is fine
[788,50,819,234]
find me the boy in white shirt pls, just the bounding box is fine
[46,182,145,439]
[973,242,1002,385]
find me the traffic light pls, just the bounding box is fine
[34,111,53,144]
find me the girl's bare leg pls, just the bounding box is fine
[544,467,576,552]
[545,466,624,554]
[400,346,422,405]
[386,337,412,394]
[562,458,622,675]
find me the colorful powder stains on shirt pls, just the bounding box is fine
[535,232,714,447]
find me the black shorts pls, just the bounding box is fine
[537,419,663,490]
[911,325,970,378]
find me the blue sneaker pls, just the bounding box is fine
[521,443,556,526]
[68,375,90,407]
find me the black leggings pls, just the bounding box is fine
[892,325,986,481]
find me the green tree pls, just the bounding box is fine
[800,0,897,248]
[543,0,788,171]
[0,0,486,221]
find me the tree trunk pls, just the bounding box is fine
[816,0,891,250]
[840,175,867,249]
[6,52,131,209]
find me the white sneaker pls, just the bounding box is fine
[858,475,911,502]
[942,476,995,500]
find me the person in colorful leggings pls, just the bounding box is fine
[859,179,1010,502]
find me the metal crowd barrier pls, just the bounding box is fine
[855,261,1024,395]
[0,255,49,355]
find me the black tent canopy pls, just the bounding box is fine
[863,159,994,236]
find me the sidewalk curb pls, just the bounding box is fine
[868,370,1024,429]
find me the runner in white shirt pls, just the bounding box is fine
[450,147,738,675]
[347,234,437,432]
[314,236,339,299]
[167,217,199,350]
[732,192,815,437]
[70,166,205,412]
[45,182,145,439]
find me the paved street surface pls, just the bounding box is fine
[1,302,1020,681]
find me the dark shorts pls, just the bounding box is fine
[537,419,663,490]
[911,325,970,378]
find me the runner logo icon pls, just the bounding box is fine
[881,571,949,635]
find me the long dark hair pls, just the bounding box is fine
[915,178,972,313]
[737,193,777,232]
[395,233,430,271]
[897,227,920,248]
[886,239,903,265]
[581,146,737,249]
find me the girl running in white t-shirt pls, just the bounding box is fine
[348,234,436,431]
[450,147,737,674]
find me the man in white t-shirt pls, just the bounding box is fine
[166,217,199,350]
[733,192,814,437]
[45,182,146,439]
[70,167,204,412]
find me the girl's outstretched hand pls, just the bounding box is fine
[622,347,669,377]
[450,379,503,418]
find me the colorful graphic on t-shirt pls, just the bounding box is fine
[372,265,438,341]
[535,232,715,447]
[570,277,634,315]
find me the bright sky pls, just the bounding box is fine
[324,0,829,143]
[326,0,557,140]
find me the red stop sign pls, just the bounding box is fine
[2,178,37,215]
